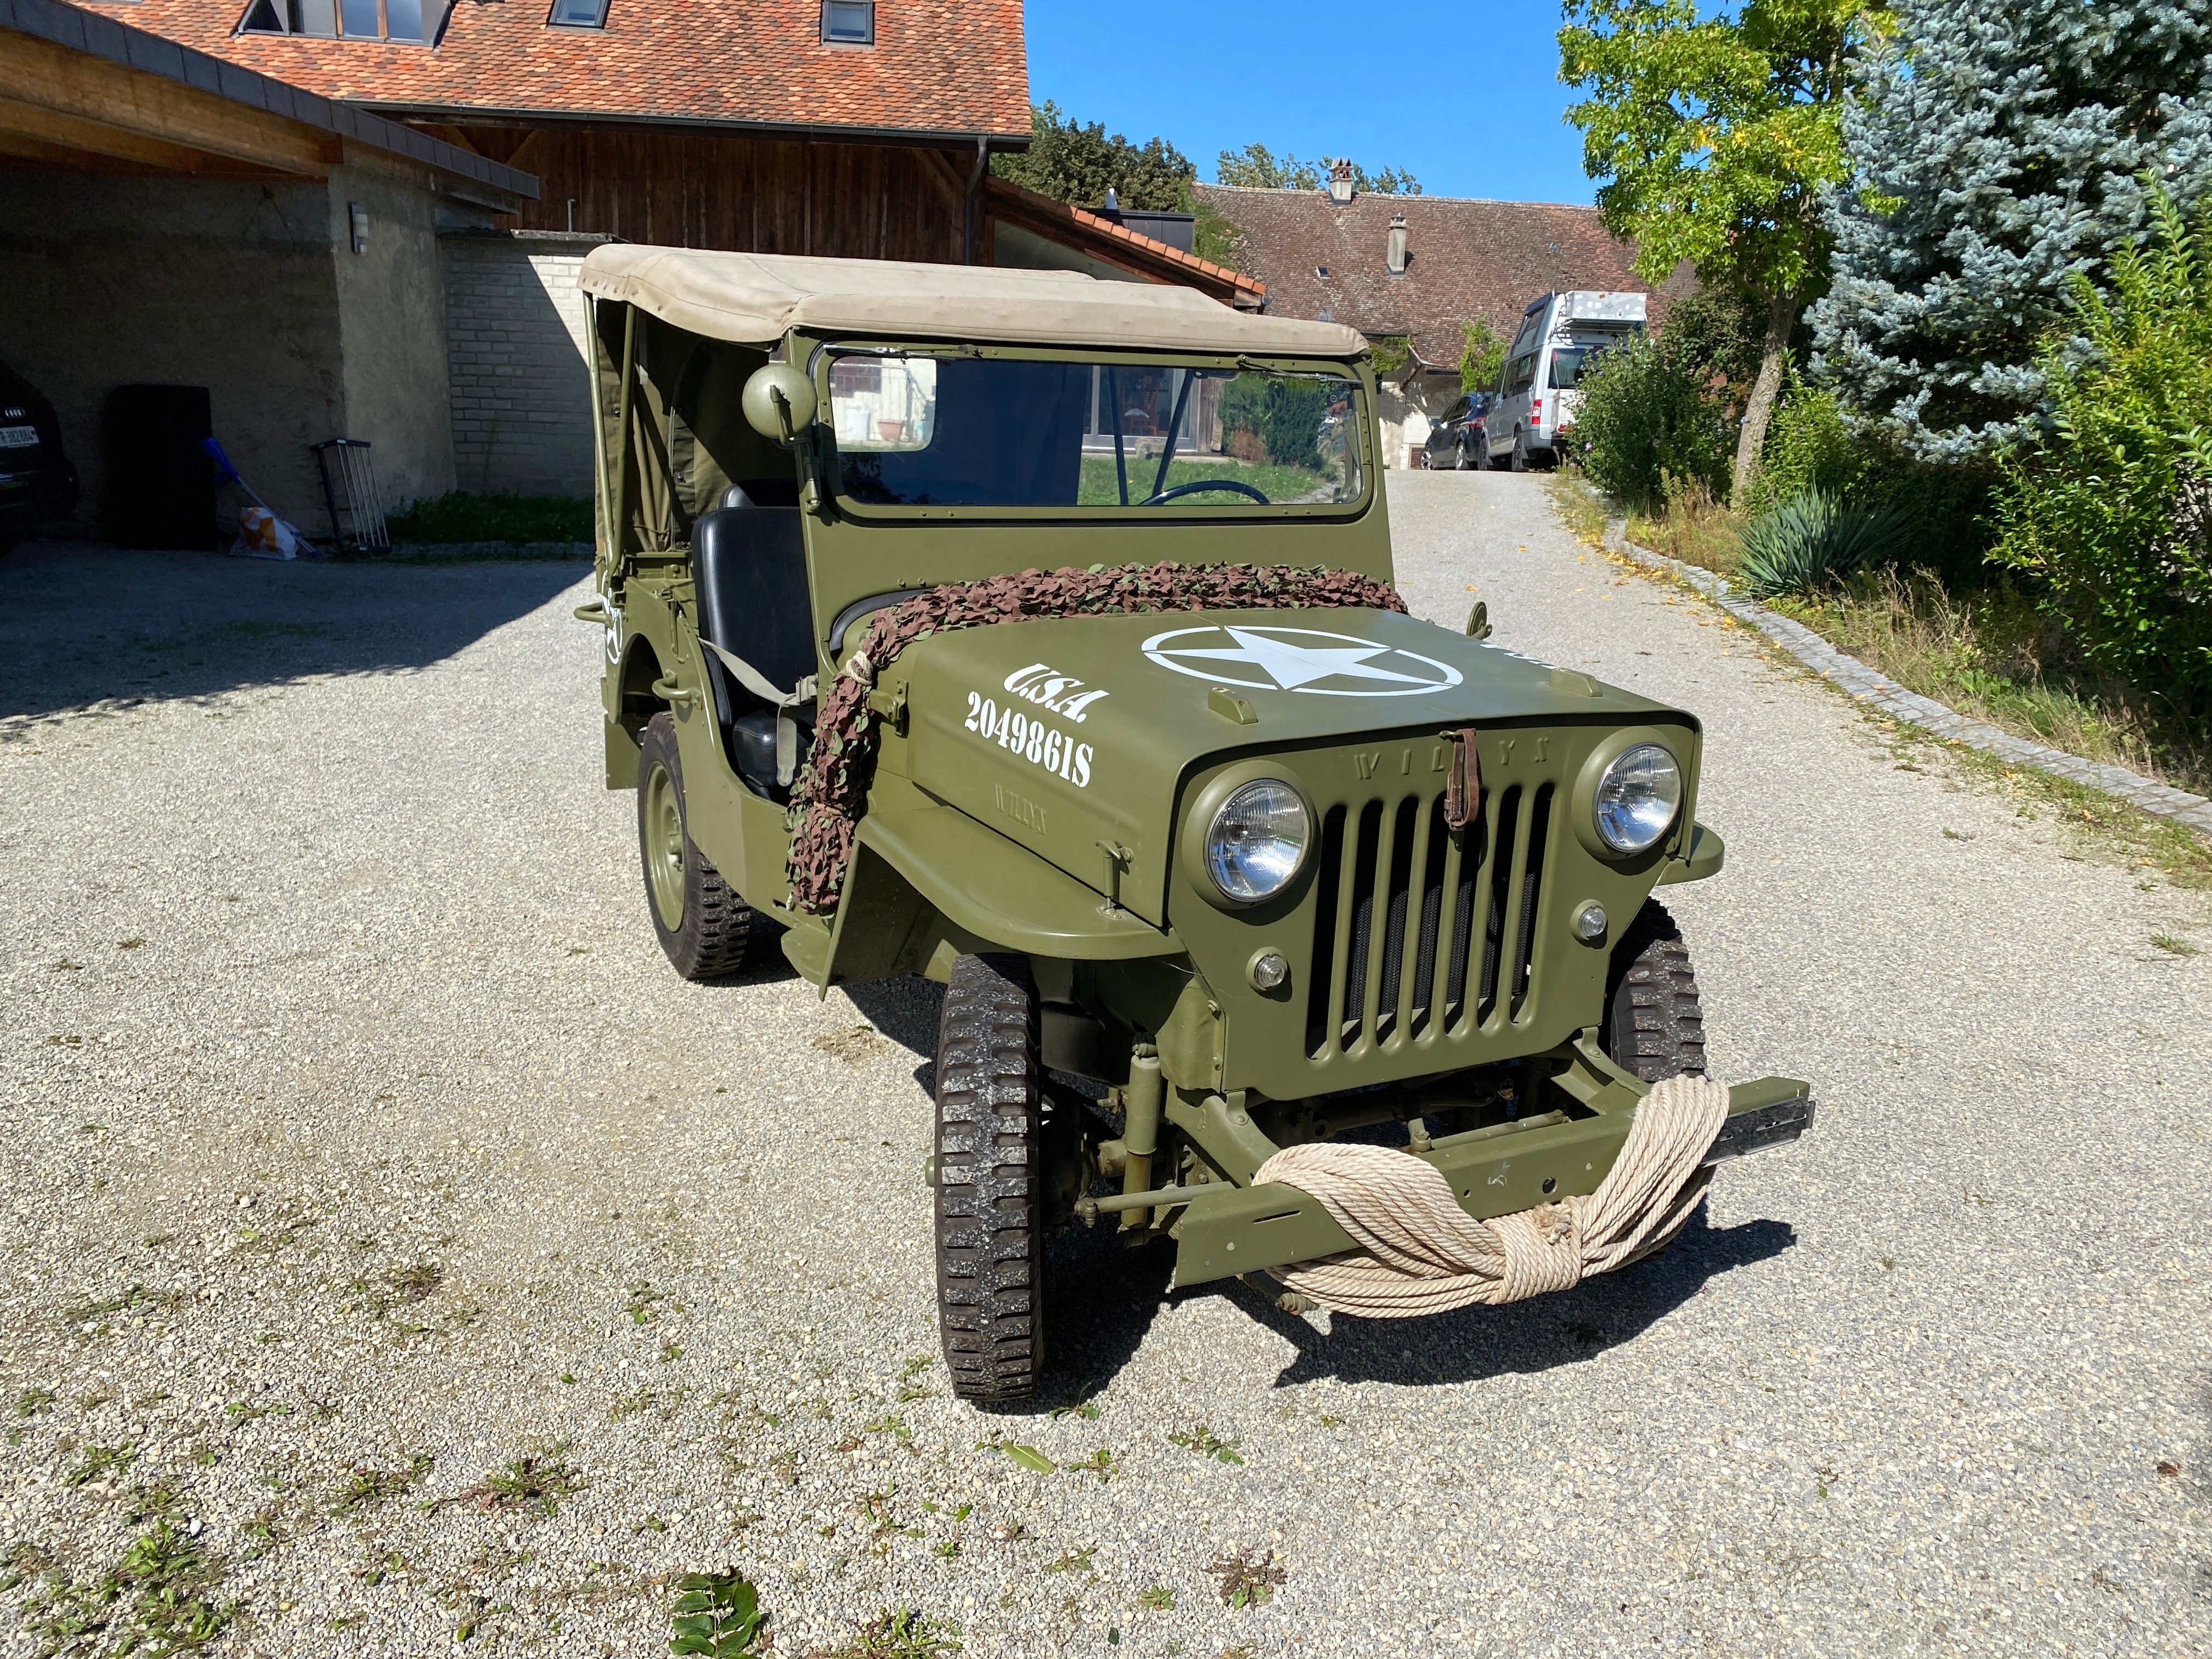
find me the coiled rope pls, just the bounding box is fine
[1253,1073,1731,1318]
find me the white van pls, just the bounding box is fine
[1484,291,1647,470]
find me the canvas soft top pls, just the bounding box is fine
[578,246,1369,357]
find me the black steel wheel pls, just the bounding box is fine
[1472,436,1493,471]
[636,712,758,980]
[1510,430,1531,472]
[1601,900,1708,1082]
[933,952,1047,1401]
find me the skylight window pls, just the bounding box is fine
[821,1,874,44]
[240,0,427,39]
[548,0,609,26]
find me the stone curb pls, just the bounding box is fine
[1598,512,2212,839]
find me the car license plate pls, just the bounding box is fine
[0,426,37,449]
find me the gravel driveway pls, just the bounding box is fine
[3,479,2206,1658]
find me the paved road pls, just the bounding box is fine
[2,478,2205,1658]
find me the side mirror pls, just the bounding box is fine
[1465,600,1492,641]
[742,362,818,443]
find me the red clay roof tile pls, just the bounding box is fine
[69,0,1030,137]
[1197,184,1694,369]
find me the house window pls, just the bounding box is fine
[821,1,874,44]
[240,0,428,39]
[548,0,609,27]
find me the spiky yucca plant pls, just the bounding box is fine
[1736,490,1914,597]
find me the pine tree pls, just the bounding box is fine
[1812,1,2212,464]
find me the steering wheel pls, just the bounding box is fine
[1138,478,1271,507]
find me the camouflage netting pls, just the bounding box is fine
[785,562,1408,915]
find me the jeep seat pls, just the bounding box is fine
[691,481,815,800]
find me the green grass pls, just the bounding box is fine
[1074,455,1339,506]
[385,492,593,546]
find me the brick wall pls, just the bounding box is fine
[439,230,608,498]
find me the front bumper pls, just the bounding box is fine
[1131,1044,1813,1289]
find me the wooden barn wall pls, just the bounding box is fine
[448,127,970,262]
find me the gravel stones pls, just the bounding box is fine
[2,510,2207,1657]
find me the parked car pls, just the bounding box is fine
[1485,291,1647,471]
[1418,391,1494,470]
[0,358,78,550]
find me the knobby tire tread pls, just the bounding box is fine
[1604,900,1707,1082]
[934,953,1045,1401]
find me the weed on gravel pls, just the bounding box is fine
[811,1606,963,1658]
[1166,1425,1243,1465]
[330,1453,433,1516]
[439,1446,587,1516]
[13,1523,233,1657]
[1207,1547,1285,1610]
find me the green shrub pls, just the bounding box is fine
[1748,375,1881,510]
[1736,490,1914,597]
[1569,334,1733,511]
[385,492,594,545]
[1993,188,2212,715]
[1221,377,1328,471]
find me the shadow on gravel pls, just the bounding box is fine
[1229,1209,1797,1388]
[0,541,586,723]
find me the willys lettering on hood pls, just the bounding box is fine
[901,607,1688,927]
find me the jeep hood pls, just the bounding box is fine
[898,605,1689,927]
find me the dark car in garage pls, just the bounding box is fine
[1418,390,1494,470]
[0,359,80,550]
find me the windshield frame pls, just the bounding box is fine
[799,336,1377,525]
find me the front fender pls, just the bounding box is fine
[816,801,1180,989]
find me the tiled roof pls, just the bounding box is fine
[70,0,1031,139]
[1196,184,1693,371]
[2,0,536,198]
[984,177,1265,309]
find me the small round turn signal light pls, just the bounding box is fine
[1573,902,1609,942]
[1248,949,1290,991]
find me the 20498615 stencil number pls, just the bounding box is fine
[964,691,1093,786]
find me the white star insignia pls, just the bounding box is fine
[1153,626,1438,691]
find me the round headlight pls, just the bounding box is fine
[1204,780,1310,902]
[1593,743,1683,854]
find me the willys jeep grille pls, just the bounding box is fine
[1304,781,1556,1060]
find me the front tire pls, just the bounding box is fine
[934,953,1047,1401]
[1601,900,1707,1081]
[636,712,758,980]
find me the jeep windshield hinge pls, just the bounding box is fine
[1097,840,1133,913]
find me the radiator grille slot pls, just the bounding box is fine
[1307,778,1553,1062]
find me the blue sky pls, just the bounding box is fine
[1022,3,1595,205]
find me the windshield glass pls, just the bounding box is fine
[1548,329,1641,390]
[825,351,1364,511]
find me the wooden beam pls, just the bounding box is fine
[0,92,308,179]
[0,122,292,179]
[0,32,339,178]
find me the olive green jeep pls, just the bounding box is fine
[577,247,1810,1400]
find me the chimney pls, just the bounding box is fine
[1386,213,1408,276]
[1327,159,1355,206]
[1104,186,1120,212]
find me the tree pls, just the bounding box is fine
[1214,145,1422,194]
[1559,0,1877,498]
[1458,319,1507,391]
[1812,0,2212,464]
[992,101,1197,211]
